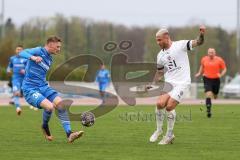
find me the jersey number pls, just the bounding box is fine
[32,92,41,99]
[168,60,177,70]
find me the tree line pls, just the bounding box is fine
[0,14,238,81]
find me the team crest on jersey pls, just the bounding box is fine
[167,56,172,60]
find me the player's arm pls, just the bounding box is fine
[20,59,27,75]
[6,58,13,75]
[18,59,27,75]
[195,64,203,78]
[19,48,42,63]
[219,58,227,78]
[153,68,164,84]
[146,67,164,90]
[95,71,99,83]
[191,26,206,48]
[219,68,227,78]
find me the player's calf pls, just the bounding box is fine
[156,94,170,109]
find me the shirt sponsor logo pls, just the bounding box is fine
[39,61,50,71]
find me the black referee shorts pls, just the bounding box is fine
[203,76,220,95]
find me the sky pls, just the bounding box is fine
[3,0,238,30]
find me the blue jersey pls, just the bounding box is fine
[95,69,110,84]
[7,55,27,80]
[19,47,52,88]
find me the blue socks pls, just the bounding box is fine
[57,108,72,137]
[42,110,52,126]
[42,103,72,137]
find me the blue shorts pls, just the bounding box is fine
[12,78,24,92]
[99,83,108,92]
[22,85,58,109]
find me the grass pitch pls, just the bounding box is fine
[0,104,239,160]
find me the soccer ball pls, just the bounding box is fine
[81,112,95,127]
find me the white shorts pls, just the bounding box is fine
[167,83,190,103]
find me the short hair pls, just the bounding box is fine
[46,36,62,44]
[156,28,169,37]
[208,48,216,52]
[16,44,23,48]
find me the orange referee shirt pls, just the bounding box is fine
[201,56,226,79]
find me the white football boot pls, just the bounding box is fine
[158,134,175,145]
[149,130,162,142]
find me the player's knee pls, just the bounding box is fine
[166,106,174,112]
[44,103,55,112]
[41,101,55,112]
[13,91,20,96]
[206,91,213,98]
[156,101,166,109]
[45,106,54,112]
[55,99,72,110]
[166,100,178,111]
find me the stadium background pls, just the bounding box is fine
[0,0,240,160]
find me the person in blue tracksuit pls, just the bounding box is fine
[95,64,110,103]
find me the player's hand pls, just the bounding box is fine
[31,56,42,63]
[218,73,222,78]
[195,72,201,78]
[20,69,25,75]
[199,25,206,34]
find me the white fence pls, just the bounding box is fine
[0,81,219,99]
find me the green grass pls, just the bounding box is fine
[0,104,240,160]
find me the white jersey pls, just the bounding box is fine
[157,40,193,85]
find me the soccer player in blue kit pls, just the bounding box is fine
[7,45,27,115]
[95,64,110,103]
[19,36,84,143]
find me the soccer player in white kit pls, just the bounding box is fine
[149,26,206,145]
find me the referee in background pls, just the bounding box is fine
[195,48,227,118]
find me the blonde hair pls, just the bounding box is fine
[156,28,169,37]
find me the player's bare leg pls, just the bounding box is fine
[150,94,170,142]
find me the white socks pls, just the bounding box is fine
[155,107,176,137]
[155,107,176,136]
[166,109,176,137]
[155,107,165,132]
